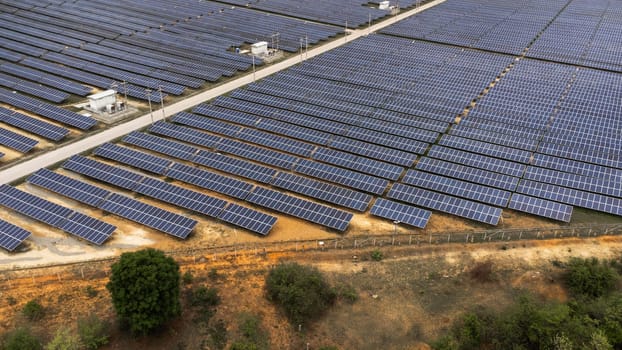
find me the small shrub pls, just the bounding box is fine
[191,286,220,308]
[565,257,617,298]
[265,263,336,325]
[77,314,110,350]
[85,286,98,298]
[45,327,80,350]
[207,319,227,350]
[7,296,17,305]
[22,299,45,321]
[371,250,383,261]
[208,268,219,281]
[319,347,339,350]
[230,342,259,350]
[182,271,194,285]
[469,261,495,283]
[431,335,458,350]
[335,284,358,303]
[3,327,42,350]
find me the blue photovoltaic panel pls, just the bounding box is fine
[329,136,418,167]
[63,155,144,191]
[0,127,39,152]
[28,168,111,207]
[218,203,277,236]
[193,150,277,184]
[257,118,331,145]
[171,111,242,137]
[0,184,115,245]
[508,193,573,222]
[216,138,299,170]
[532,153,622,182]
[246,187,353,231]
[192,103,261,127]
[0,184,72,228]
[370,198,431,228]
[98,193,197,239]
[516,179,622,216]
[450,125,539,151]
[439,134,532,164]
[402,170,512,207]
[0,88,96,130]
[312,147,404,181]
[294,159,389,195]
[388,183,502,225]
[134,176,227,218]
[524,166,622,198]
[344,126,429,154]
[149,120,220,149]
[0,107,69,141]
[59,212,115,245]
[0,219,31,251]
[415,157,520,191]
[270,172,372,211]
[428,145,526,177]
[93,143,172,175]
[122,131,198,161]
[166,163,254,200]
[237,128,316,157]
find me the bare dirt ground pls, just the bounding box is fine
[1,235,621,349]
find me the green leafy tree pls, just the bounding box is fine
[45,327,80,350]
[565,258,617,298]
[106,248,181,335]
[265,263,336,325]
[3,327,42,350]
[77,314,110,350]
[585,330,613,350]
[22,299,45,321]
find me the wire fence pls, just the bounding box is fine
[1,224,621,285]
[177,223,622,259]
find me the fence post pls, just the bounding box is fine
[465,234,469,243]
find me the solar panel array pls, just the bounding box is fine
[215,0,409,27]
[0,0,345,112]
[62,155,277,236]
[370,199,431,229]
[0,184,115,245]
[0,87,97,130]
[0,106,69,141]
[0,126,39,153]
[0,219,31,251]
[6,0,622,241]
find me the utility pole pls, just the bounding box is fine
[345,19,348,42]
[121,80,128,109]
[305,34,308,59]
[252,54,256,82]
[299,38,303,63]
[158,86,165,121]
[145,89,153,125]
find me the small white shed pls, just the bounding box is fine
[251,41,268,56]
[88,90,116,112]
